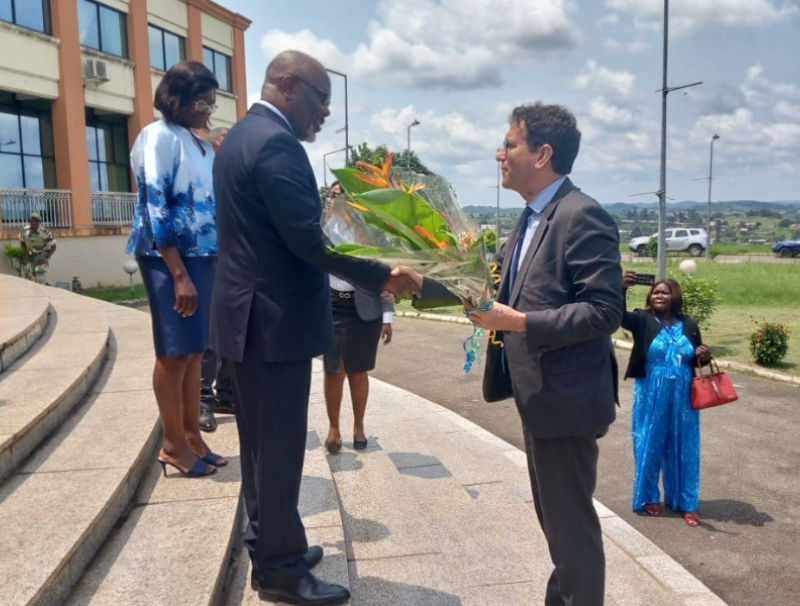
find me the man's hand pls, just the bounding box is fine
[381,323,393,345]
[469,302,527,332]
[383,266,423,300]
[173,275,198,317]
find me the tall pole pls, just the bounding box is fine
[326,69,349,166]
[656,0,669,280]
[706,134,719,260]
[407,119,420,168]
[496,160,501,241]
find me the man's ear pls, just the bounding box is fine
[279,75,296,101]
[535,144,553,169]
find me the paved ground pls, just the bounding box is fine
[371,317,800,606]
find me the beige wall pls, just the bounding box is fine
[1,235,143,288]
[201,12,233,53]
[82,51,135,114]
[0,23,60,99]
[213,93,237,128]
[94,0,129,13]
[148,0,188,35]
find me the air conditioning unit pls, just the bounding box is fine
[82,58,110,83]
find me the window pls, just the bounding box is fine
[0,0,50,33]
[85,110,130,192]
[149,24,185,72]
[78,0,127,58]
[203,46,231,92]
[674,230,688,238]
[690,229,700,235]
[0,93,56,189]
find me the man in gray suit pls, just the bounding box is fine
[405,102,622,605]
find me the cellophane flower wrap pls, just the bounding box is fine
[323,154,492,308]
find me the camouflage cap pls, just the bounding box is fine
[29,212,42,221]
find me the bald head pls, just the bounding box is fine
[260,50,331,142]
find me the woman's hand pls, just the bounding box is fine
[623,270,637,290]
[381,323,393,345]
[173,274,198,317]
[696,344,711,363]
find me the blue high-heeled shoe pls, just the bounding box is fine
[201,451,228,467]
[158,457,217,478]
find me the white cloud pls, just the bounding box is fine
[604,0,797,35]
[260,0,581,90]
[572,60,636,100]
[773,101,800,121]
[741,64,800,107]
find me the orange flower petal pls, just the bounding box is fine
[346,201,370,212]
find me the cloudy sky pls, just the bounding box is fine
[220,0,800,208]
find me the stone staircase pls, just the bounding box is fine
[1,274,726,606]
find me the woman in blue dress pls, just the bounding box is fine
[621,271,711,526]
[126,61,225,478]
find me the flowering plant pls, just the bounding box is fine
[749,317,790,366]
[326,153,492,308]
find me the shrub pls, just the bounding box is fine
[676,275,717,330]
[749,319,790,366]
[647,236,658,258]
[4,244,24,277]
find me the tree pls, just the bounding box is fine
[484,229,497,253]
[393,150,434,175]
[630,224,643,238]
[778,218,792,228]
[347,142,434,175]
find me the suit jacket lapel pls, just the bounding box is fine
[509,178,576,306]
[497,213,527,303]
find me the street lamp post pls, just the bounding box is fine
[655,0,702,278]
[325,69,349,166]
[407,119,420,168]
[485,160,502,245]
[322,146,349,187]
[705,134,720,260]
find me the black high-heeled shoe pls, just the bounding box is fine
[353,436,368,450]
[158,457,217,478]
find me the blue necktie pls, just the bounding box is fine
[508,206,533,295]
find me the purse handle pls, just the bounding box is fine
[696,355,720,377]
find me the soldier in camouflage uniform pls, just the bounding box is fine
[19,212,57,284]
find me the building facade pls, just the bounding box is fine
[0,0,250,238]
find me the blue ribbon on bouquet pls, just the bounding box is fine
[461,299,495,374]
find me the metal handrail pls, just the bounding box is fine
[91,191,136,227]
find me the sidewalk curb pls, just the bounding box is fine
[395,311,800,387]
[368,373,729,606]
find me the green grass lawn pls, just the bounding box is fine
[82,283,147,303]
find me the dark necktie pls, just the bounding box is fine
[508,206,533,294]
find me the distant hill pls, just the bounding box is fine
[463,200,800,215]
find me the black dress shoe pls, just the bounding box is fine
[251,546,324,590]
[214,397,236,415]
[199,405,217,432]
[257,573,349,606]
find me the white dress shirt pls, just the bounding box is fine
[516,176,568,273]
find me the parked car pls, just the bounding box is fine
[772,239,800,258]
[629,228,708,257]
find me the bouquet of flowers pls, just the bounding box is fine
[324,153,492,308]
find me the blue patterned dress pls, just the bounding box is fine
[631,320,700,512]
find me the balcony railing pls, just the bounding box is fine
[91,191,136,227]
[0,188,73,229]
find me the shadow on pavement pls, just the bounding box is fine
[698,498,774,527]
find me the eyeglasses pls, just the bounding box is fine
[193,100,218,114]
[292,74,331,107]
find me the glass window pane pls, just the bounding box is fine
[19,114,41,156]
[149,25,165,71]
[0,153,24,187]
[99,6,126,57]
[99,162,109,190]
[1,0,14,23]
[112,125,128,163]
[78,0,99,50]
[16,0,45,32]
[97,125,111,162]
[164,32,182,70]
[86,125,98,161]
[107,164,129,192]
[23,155,44,188]
[39,114,54,157]
[215,54,229,91]
[203,47,213,71]
[88,160,100,191]
[42,157,56,188]
[0,110,21,153]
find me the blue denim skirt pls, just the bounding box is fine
[137,255,215,357]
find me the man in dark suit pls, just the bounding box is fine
[406,103,622,605]
[210,50,414,606]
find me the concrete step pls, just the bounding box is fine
[62,416,241,606]
[0,302,110,486]
[0,292,49,372]
[0,277,164,606]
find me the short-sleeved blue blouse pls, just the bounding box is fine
[126,120,217,257]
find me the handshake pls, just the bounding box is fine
[381,266,423,301]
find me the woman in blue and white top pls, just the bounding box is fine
[126,61,225,478]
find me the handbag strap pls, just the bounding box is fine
[696,355,719,377]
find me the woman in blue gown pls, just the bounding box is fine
[621,271,711,526]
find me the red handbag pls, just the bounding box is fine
[691,357,738,410]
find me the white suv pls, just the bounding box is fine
[629,228,708,257]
